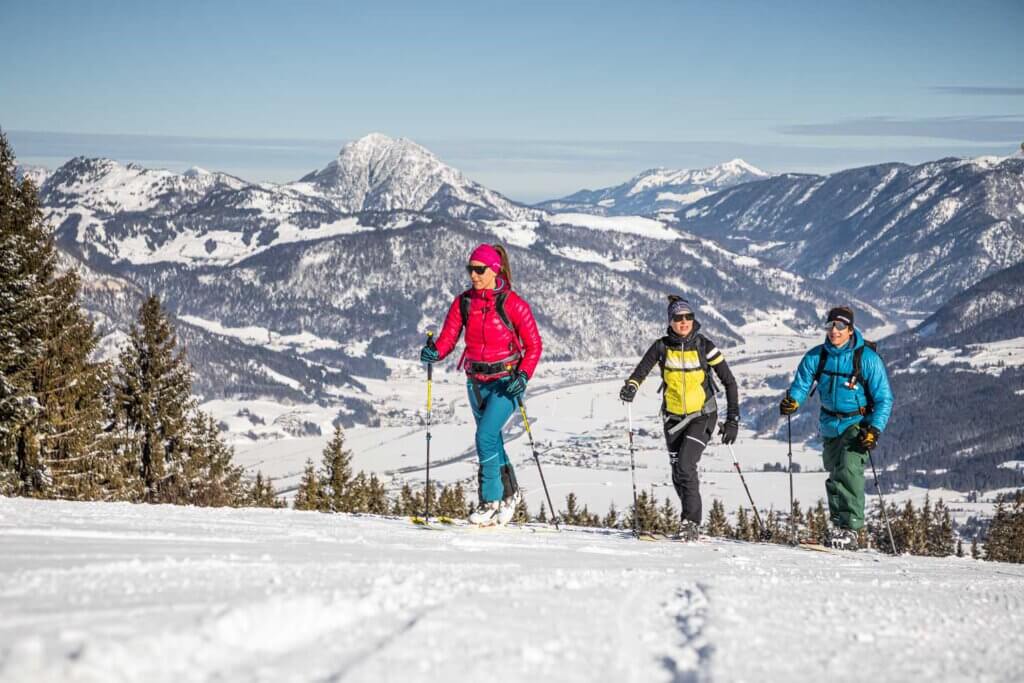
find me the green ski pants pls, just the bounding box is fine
[822,425,868,530]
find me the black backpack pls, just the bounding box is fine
[459,290,515,335]
[809,340,878,409]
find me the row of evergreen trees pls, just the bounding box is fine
[0,132,270,506]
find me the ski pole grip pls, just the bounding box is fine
[425,332,434,381]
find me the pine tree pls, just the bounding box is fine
[293,459,325,511]
[321,425,354,512]
[512,496,530,523]
[887,500,924,555]
[182,413,244,507]
[919,494,933,554]
[955,538,964,558]
[536,501,548,524]
[789,498,805,541]
[630,490,659,533]
[563,492,581,525]
[985,492,1024,564]
[734,506,752,542]
[928,498,955,557]
[248,471,281,508]
[0,132,110,499]
[602,502,619,529]
[970,537,980,560]
[437,482,469,519]
[705,499,731,537]
[658,497,680,535]
[115,295,194,503]
[810,499,829,545]
[394,482,422,517]
[363,473,390,515]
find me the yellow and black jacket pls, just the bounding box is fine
[626,323,739,419]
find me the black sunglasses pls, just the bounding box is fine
[824,321,850,331]
[672,313,695,322]
[466,265,489,275]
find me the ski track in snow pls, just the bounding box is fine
[1,498,1022,683]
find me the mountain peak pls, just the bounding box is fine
[721,158,768,176]
[297,134,526,219]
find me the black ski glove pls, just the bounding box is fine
[857,425,880,451]
[719,419,738,445]
[506,370,528,397]
[619,380,638,403]
[779,396,799,415]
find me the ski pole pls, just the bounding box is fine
[787,412,796,545]
[518,398,560,531]
[723,434,767,539]
[627,403,640,538]
[867,448,898,555]
[424,332,435,522]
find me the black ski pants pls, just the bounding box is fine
[663,412,716,525]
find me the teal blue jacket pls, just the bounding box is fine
[787,330,894,438]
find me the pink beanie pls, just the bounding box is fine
[469,244,503,274]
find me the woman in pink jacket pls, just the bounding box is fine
[420,244,543,526]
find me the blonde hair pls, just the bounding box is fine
[493,244,512,288]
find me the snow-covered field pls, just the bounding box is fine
[1,496,1022,683]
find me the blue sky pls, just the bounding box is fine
[2,0,1022,201]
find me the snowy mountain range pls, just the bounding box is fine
[26,135,1024,476]
[537,159,770,216]
[27,134,884,411]
[674,155,1024,309]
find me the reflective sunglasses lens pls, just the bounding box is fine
[466,265,488,275]
[673,314,694,322]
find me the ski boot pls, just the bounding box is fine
[496,490,522,526]
[678,519,700,542]
[826,527,858,550]
[469,500,500,526]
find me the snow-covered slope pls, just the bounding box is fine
[2,496,1021,683]
[537,159,770,216]
[676,154,1024,308]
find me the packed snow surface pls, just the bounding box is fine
[1,497,1021,683]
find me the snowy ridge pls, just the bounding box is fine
[1,496,1022,683]
[676,153,1024,308]
[537,159,770,216]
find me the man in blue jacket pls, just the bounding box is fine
[780,306,893,549]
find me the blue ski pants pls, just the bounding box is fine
[467,377,517,502]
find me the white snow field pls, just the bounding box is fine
[1,496,1022,683]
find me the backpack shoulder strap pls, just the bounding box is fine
[656,338,668,394]
[495,291,514,334]
[809,346,829,398]
[697,335,719,395]
[854,341,877,407]
[459,291,472,329]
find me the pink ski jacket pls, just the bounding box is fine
[434,279,542,381]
